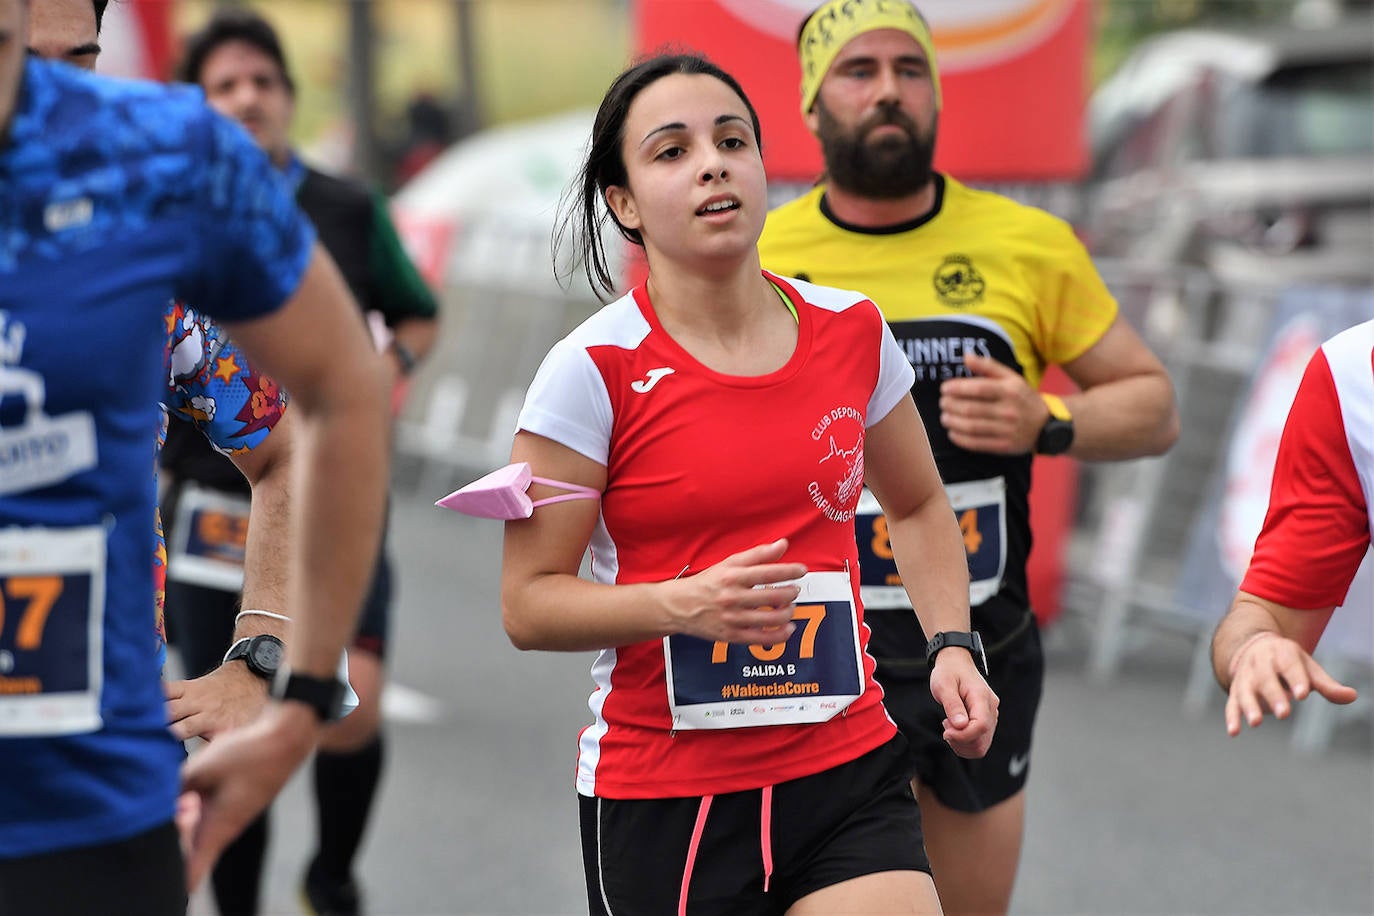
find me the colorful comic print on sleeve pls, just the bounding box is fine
[163,302,287,455]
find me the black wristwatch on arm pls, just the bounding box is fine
[221,634,285,682]
[925,631,989,677]
[1035,393,1074,456]
[389,339,418,376]
[272,669,346,723]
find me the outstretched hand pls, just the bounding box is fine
[178,703,319,891]
[1224,633,1358,736]
[666,538,809,646]
[928,649,999,758]
[939,353,1048,455]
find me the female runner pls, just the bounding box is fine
[502,53,997,915]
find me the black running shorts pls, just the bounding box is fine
[350,545,392,659]
[0,821,186,916]
[579,736,929,916]
[865,597,1044,812]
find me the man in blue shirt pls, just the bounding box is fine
[29,0,311,747]
[0,0,391,911]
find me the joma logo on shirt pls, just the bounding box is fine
[631,367,675,393]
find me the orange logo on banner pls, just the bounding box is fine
[718,0,1073,70]
[927,0,1076,70]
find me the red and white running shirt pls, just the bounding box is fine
[518,272,915,798]
[1242,319,1373,610]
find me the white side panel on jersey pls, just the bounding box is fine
[576,646,618,797]
[578,506,623,795]
[587,514,619,586]
[1322,320,1374,534]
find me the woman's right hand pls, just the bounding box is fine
[662,538,808,645]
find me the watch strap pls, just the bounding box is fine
[272,670,345,722]
[222,637,252,666]
[925,630,989,677]
[390,340,418,376]
[1040,392,1072,421]
[222,634,284,682]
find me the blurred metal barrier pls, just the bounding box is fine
[1071,257,1263,678]
[394,280,597,499]
[1070,257,1373,751]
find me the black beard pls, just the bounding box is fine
[816,101,936,200]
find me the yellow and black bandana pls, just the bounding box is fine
[798,0,942,114]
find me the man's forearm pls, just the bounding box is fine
[236,474,292,642]
[286,391,389,678]
[1065,372,1177,461]
[231,610,289,643]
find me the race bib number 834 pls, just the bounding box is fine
[855,477,1007,608]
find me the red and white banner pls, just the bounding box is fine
[634,0,1091,182]
[97,0,177,82]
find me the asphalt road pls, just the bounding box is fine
[186,488,1373,916]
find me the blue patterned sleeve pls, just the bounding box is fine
[180,106,316,323]
[163,301,288,453]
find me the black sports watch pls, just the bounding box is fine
[925,631,989,677]
[222,634,285,682]
[272,670,346,722]
[1035,394,1074,456]
[389,340,418,376]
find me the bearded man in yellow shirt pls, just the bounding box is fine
[759,3,1180,913]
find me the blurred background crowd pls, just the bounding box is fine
[94,0,1371,912]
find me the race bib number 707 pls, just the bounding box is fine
[0,526,106,736]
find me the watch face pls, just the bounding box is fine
[1039,419,1074,455]
[250,637,285,672]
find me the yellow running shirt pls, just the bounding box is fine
[759,174,1118,619]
